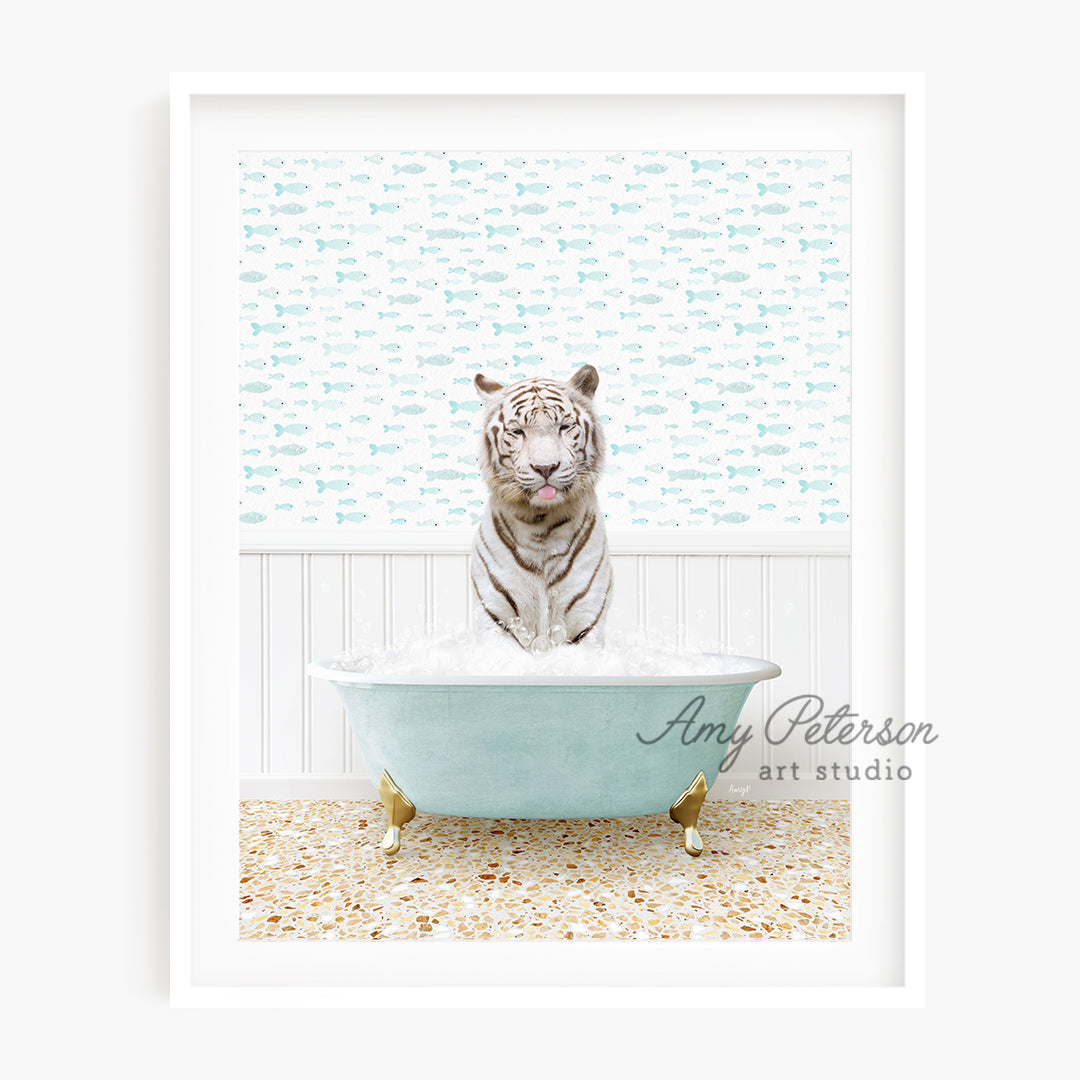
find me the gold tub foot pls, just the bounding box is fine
[669,771,709,857]
[377,770,416,856]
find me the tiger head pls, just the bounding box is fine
[473,365,606,511]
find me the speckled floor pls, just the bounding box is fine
[239,799,850,941]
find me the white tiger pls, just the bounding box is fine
[470,364,613,648]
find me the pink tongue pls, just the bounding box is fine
[538,485,557,500]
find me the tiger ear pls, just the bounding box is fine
[474,373,505,403]
[568,364,599,400]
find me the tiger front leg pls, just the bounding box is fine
[471,577,531,649]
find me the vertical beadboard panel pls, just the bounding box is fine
[606,555,638,635]
[725,556,765,774]
[767,556,813,777]
[346,554,386,774]
[348,554,386,646]
[390,554,428,644]
[238,554,264,774]
[816,555,853,777]
[643,554,678,638]
[432,553,470,632]
[309,554,346,774]
[267,554,304,774]
[684,555,721,648]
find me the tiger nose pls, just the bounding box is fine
[532,463,558,479]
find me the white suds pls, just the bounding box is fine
[323,627,750,678]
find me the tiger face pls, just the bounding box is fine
[473,365,605,511]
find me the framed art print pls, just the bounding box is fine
[172,74,925,1006]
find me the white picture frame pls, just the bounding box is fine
[171,72,925,1007]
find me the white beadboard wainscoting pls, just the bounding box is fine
[240,548,851,801]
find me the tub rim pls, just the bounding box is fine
[306,652,782,687]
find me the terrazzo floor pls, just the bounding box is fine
[240,799,850,941]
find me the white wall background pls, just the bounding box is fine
[5,2,1073,1075]
[240,551,851,798]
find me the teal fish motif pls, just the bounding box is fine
[238,149,849,530]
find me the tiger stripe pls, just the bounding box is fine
[473,543,519,617]
[565,544,608,615]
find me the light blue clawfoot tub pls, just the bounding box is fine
[307,654,781,857]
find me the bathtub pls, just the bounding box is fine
[307,653,780,857]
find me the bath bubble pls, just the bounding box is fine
[324,626,746,678]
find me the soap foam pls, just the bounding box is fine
[324,627,740,678]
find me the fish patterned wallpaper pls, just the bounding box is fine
[237,151,850,531]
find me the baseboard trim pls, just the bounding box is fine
[239,774,851,802]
